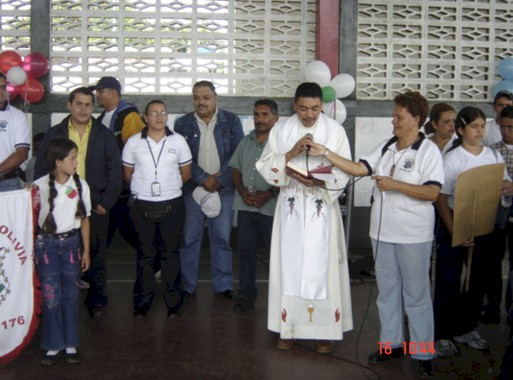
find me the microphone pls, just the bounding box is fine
[305,133,313,154]
[374,167,386,201]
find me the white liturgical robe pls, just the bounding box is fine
[256,113,353,340]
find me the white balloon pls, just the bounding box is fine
[6,66,27,86]
[330,73,356,98]
[323,99,347,124]
[305,60,331,87]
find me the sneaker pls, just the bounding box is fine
[40,351,61,366]
[418,359,434,378]
[368,347,404,364]
[435,339,458,358]
[65,352,81,364]
[454,330,488,350]
[167,304,181,318]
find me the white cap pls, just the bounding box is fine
[192,186,222,218]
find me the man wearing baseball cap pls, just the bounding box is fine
[90,76,145,274]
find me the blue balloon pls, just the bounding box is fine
[493,79,513,98]
[499,57,513,80]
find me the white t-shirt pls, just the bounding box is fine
[35,174,92,233]
[122,128,192,201]
[441,145,511,210]
[101,108,116,130]
[483,119,502,147]
[360,136,444,244]
[0,104,30,164]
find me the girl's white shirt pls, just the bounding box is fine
[34,174,92,233]
[441,145,511,210]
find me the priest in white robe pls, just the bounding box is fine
[255,82,353,354]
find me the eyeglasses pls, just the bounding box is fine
[148,111,167,117]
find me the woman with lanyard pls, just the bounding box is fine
[122,100,192,318]
[308,91,444,378]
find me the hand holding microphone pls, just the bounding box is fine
[287,133,314,161]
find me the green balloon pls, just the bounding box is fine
[322,86,336,103]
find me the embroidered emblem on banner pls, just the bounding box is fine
[0,247,10,305]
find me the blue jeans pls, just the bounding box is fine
[0,178,21,192]
[236,211,273,304]
[371,239,435,360]
[180,192,235,293]
[35,232,82,350]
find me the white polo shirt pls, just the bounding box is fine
[122,127,192,201]
[35,174,92,233]
[483,119,502,147]
[0,103,30,164]
[441,145,511,210]
[360,135,444,244]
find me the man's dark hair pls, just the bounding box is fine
[193,80,217,96]
[0,72,5,80]
[494,90,513,105]
[254,99,278,115]
[68,86,95,104]
[294,82,322,102]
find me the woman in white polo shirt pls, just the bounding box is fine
[309,91,443,377]
[122,100,192,318]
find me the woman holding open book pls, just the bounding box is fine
[309,91,443,378]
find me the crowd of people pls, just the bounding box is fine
[1,72,513,377]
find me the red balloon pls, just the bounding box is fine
[6,83,21,101]
[0,50,22,74]
[19,78,45,103]
[22,52,49,79]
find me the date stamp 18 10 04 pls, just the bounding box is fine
[378,341,436,355]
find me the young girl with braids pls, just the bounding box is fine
[34,138,92,366]
[434,106,513,356]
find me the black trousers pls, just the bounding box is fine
[482,223,513,315]
[130,197,185,312]
[84,212,109,309]
[434,222,493,339]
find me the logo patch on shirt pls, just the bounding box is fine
[0,120,7,132]
[65,186,78,199]
[402,158,415,171]
[168,148,177,154]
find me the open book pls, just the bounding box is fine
[285,161,334,182]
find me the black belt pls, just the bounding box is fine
[50,229,78,239]
[0,169,18,180]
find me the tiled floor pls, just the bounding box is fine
[1,235,511,379]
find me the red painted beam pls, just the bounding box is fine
[316,0,340,76]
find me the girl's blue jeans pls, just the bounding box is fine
[35,232,82,350]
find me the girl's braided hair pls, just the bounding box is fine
[42,138,86,234]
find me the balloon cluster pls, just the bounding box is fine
[0,50,48,104]
[304,60,356,124]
